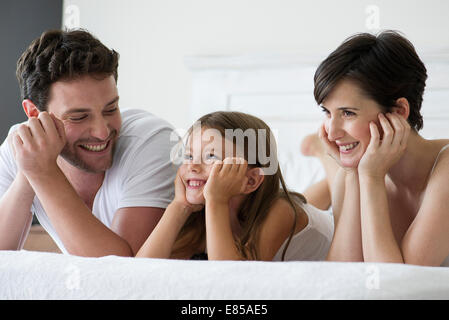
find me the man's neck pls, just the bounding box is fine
[56,157,105,207]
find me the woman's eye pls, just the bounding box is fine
[343,110,356,117]
[320,107,330,117]
[183,153,193,160]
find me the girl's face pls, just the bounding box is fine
[321,80,384,168]
[179,127,236,205]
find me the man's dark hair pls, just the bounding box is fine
[314,30,427,131]
[16,29,119,111]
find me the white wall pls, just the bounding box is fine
[62,0,449,130]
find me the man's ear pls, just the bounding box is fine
[392,97,410,120]
[242,167,265,195]
[22,99,39,118]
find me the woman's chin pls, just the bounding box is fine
[340,156,361,168]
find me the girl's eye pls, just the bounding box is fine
[206,153,217,159]
[183,153,193,161]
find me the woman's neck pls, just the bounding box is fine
[387,131,432,193]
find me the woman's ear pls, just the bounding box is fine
[392,97,410,120]
[242,167,265,194]
[22,99,39,118]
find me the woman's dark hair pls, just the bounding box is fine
[314,30,427,131]
[16,29,119,111]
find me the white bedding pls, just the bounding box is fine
[1,250,448,299]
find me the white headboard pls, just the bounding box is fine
[185,54,449,193]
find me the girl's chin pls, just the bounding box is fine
[186,193,205,206]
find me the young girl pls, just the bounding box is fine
[303,31,449,266]
[136,111,333,261]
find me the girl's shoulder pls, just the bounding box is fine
[262,195,309,239]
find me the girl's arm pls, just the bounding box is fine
[326,168,363,261]
[136,201,191,259]
[136,170,203,259]
[203,158,248,260]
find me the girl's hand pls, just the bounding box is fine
[358,113,410,179]
[172,169,204,214]
[203,157,249,205]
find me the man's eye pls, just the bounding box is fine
[70,115,87,121]
[105,107,118,114]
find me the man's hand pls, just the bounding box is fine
[11,112,66,178]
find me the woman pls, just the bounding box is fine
[303,30,449,266]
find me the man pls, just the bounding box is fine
[0,29,177,257]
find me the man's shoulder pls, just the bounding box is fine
[119,108,176,139]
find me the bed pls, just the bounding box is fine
[1,52,449,300]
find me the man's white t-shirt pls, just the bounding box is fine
[0,109,179,254]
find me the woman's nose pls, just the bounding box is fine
[326,118,344,141]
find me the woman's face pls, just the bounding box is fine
[179,127,235,205]
[320,80,384,168]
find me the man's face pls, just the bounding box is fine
[47,74,122,173]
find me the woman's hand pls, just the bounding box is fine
[358,113,410,179]
[203,157,249,205]
[318,123,348,169]
[172,169,204,214]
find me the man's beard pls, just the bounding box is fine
[59,131,118,174]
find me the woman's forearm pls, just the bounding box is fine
[327,169,363,261]
[359,174,403,263]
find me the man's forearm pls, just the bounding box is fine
[0,172,35,250]
[26,166,133,257]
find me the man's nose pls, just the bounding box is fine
[90,117,111,141]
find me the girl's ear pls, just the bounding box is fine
[22,99,39,118]
[242,167,265,194]
[392,97,410,120]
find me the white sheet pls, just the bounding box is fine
[1,250,448,299]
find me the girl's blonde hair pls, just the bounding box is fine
[172,111,306,260]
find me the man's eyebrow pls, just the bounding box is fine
[61,96,120,117]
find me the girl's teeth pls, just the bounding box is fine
[189,180,204,187]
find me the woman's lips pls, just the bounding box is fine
[338,142,360,154]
